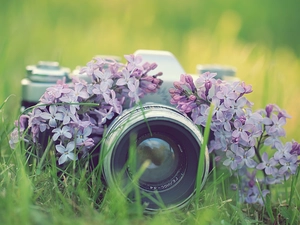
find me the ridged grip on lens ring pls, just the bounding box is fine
[100,103,210,212]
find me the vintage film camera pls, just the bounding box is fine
[21,50,237,213]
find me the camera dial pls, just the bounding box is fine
[21,61,70,109]
[197,64,239,81]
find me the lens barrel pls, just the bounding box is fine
[101,103,209,212]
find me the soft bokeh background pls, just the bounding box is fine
[1,0,300,139]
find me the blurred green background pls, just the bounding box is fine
[1,0,300,139]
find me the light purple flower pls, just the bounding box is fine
[127,79,140,105]
[52,126,72,141]
[116,69,135,87]
[274,142,292,161]
[278,154,298,175]
[56,141,78,165]
[94,107,114,124]
[92,84,110,103]
[235,146,257,168]
[108,90,123,114]
[245,186,269,205]
[40,82,71,103]
[9,128,20,149]
[76,126,94,147]
[264,135,282,149]
[29,108,48,133]
[58,106,78,125]
[216,85,237,108]
[223,150,242,170]
[73,83,89,100]
[211,98,227,122]
[266,114,286,136]
[94,69,114,92]
[291,140,300,155]
[124,54,143,71]
[40,105,63,127]
[232,119,253,142]
[256,152,278,176]
[212,127,232,151]
[230,96,248,117]
[192,104,209,126]
[195,72,216,91]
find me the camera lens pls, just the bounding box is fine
[136,135,182,187]
[101,104,209,212]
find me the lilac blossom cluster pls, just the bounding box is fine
[169,72,300,205]
[10,54,162,165]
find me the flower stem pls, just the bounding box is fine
[36,140,53,175]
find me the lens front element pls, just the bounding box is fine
[136,134,185,191]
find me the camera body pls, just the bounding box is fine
[21,50,237,212]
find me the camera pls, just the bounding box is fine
[20,50,236,213]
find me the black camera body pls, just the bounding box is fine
[21,50,237,213]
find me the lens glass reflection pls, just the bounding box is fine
[136,137,179,184]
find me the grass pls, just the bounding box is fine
[1,0,300,224]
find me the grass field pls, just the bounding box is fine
[1,1,300,224]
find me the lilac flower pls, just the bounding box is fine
[211,98,227,122]
[10,53,163,168]
[73,83,89,100]
[235,146,257,168]
[221,111,234,131]
[191,104,210,126]
[139,76,159,94]
[14,115,29,132]
[223,150,242,170]
[58,106,78,125]
[266,114,286,136]
[92,84,110,103]
[290,140,300,155]
[246,170,257,188]
[211,127,232,151]
[116,69,135,87]
[40,81,71,103]
[195,72,217,91]
[208,139,223,153]
[40,105,63,127]
[52,126,72,141]
[278,154,298,175]
[94,69,114,92]
[75,126,94,147]
[256,152,278,176]
[230,96,248,117]
[127,79,140,105]
[244,109,263,127]
[264,135,282,149]
[184,74,196,91]
[124,54,143,71]
[56,141,77,165]
[94,107,114,124]
[232,119,253,143]
[216,85,237,108]
[29,108,48,133]
[80,60,99,78]
[9,128,20,149]
[108,90,123,114]
[274,142,292,161]
[245,186,269,205]
[245,126,262,147]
